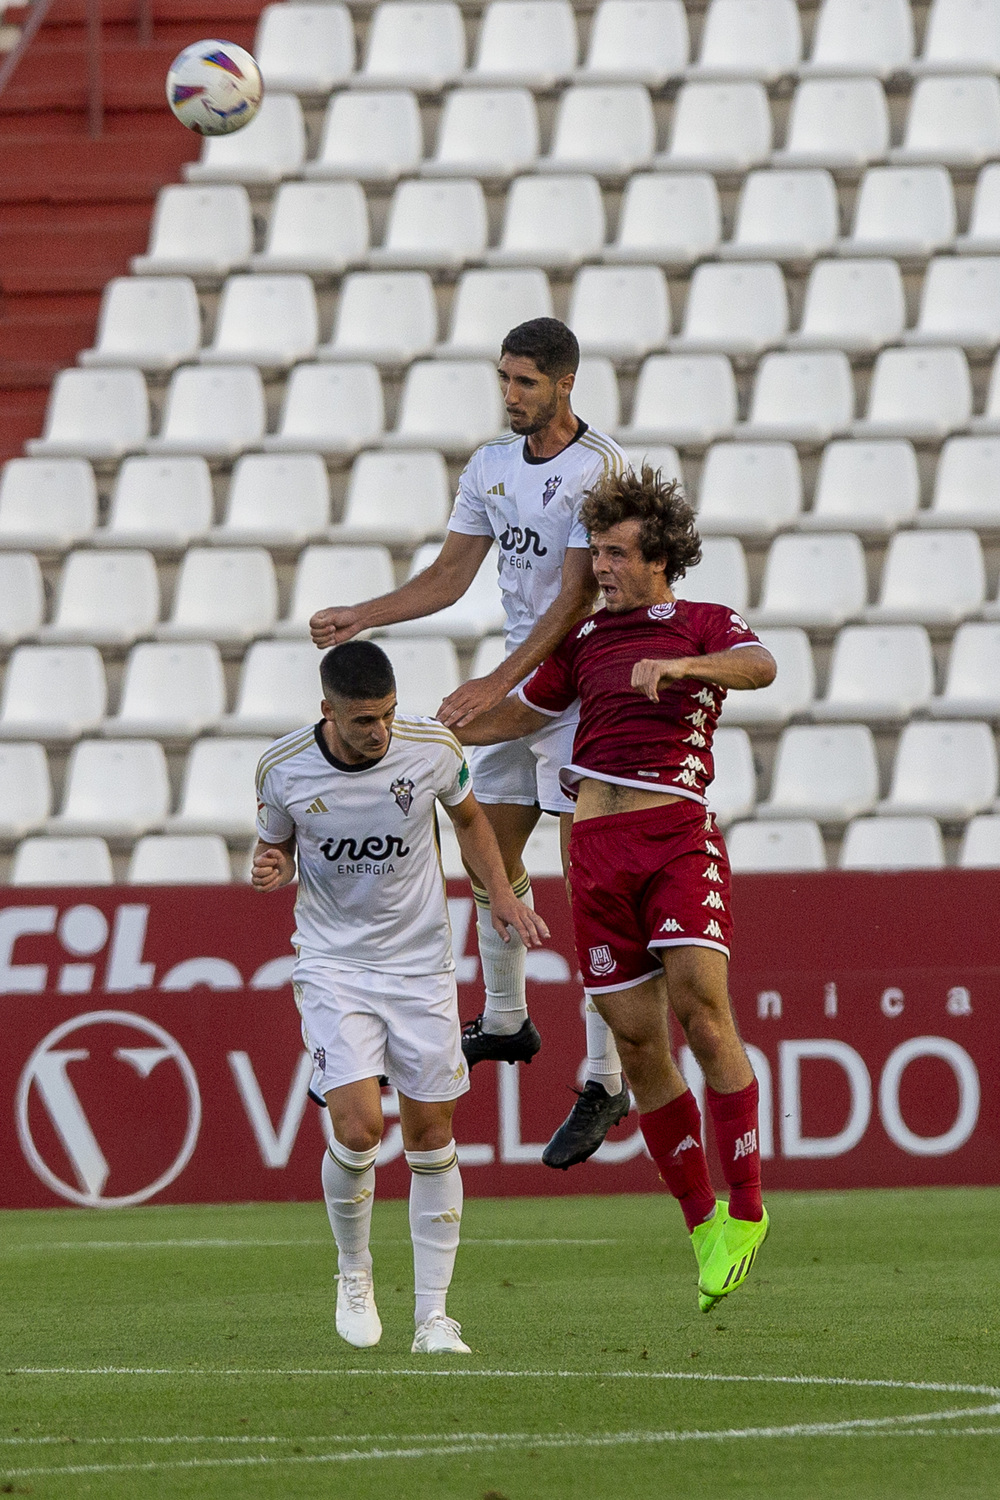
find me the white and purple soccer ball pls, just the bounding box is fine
[166,39,263,136]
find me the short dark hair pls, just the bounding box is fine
[320,641,395,702]
[580,464,702,585]
[500,318,580,379]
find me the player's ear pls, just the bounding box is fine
[558,370,575,399]
[320,698,335,721]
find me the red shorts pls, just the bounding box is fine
[567,797,733,993]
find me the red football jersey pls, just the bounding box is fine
[519,598,763,804]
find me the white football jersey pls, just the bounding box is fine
[255,715,472,975]
[448,422,626,650]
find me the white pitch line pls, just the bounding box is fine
[2,1236,616,1254]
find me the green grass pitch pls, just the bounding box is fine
[3,1187,1000,1498]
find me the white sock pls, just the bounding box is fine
[475,874,531,1035]
[406,1140,463,1325]
[322,1139,379,1277]
[585,997,623,1095]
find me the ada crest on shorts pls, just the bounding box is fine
[589,943,616,976]
[390,775,414,815]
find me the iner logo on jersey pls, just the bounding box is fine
[498,525,548,558]
[320,834,411,873]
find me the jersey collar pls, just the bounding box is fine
[521,418,588,466]
[313,721,390,773]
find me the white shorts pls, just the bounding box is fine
[469,705,579,815]
[293,958,470,1103]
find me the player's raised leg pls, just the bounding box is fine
[400,1094,470,1353]
[323,1076,385,1349]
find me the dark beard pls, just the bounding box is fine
[509,396,559,435]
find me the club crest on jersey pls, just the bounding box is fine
[589,944,616,976]
[648,602,677,621]
[541,473,563,508]
[390,775,415,816]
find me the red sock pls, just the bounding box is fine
[706,1079,763,1222]
[639,1090,717,1233]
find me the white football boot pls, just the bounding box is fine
[335,1271,382,1348]
[411,1313,471,1354]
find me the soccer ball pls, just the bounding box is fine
[166,40,263,136]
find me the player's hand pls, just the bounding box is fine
[490,894,550,948]
[631,657,691,702]
[309,605,366,650]
[437,673,510,729]
[252,848,292,892]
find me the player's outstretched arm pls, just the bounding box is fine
[309,532,493,649]
[251,837,297,892]
[437,546,597,727]
[631,645,777,703]
[445,695,549,747]
[444,794,550,948]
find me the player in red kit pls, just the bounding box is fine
[453,465,776,1312]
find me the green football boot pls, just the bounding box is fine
[697,1204,769,1313]
[690,1202,727,1309]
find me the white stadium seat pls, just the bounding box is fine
[488,175,606,269]
[727,819,826,872]
[11,837,114,886]
[759,724,879,822]
[49,739,170,838]
[842,166,956,257]
[369,180,488,269]
[918,0,1000,75]
[620,444,683,483]
[922,437,1000,528]
[79,277,201,371]
[95,456,212,551]
[132,185,253,277]
[840,816,945,870]
[39,550,159,646]
[695,442,801,536]
[275,544,395,638]
[214,453,330,546]
[200,274,318,368]
[168,738,272,838]
[804,0,914,78]
[333,450,451,545]
[774,78,890,170]
[383,542,504,641]
[812,625,935,722]
[659,81,772,171]
[672,536,749,614]
[263,363,385,456]
[959,815,1000,867]
[128,834,234,884]
[802,440,920,533]
[892,75,1000,167]
[106,642,226,739]
[319,271,437,364]
[719,627,814,727]
[0,743,51,839]
[569,266,669,359]
[252,182,369,274]
[571,358,620,430]
[576,0,688,86]
[467,0,578,89]
[868,339,969,442]
[720,170,839,262]
[604,172,721,266]
[0,646,107,741]
[384,361,504,455]
[741,351,854,442]
[905,257,1000,350]
[971,351,1000,434]
[753,533,867,627]
[423,88,539,179]
[307,91,423,181]
[0,554,44,644]
[254,2,355,93]
[690,0,801,82]
[866,530,986,625]
[148,365,265,458]
[0,458,96,550]
[930,624,1000,718]
[672,261,788,356]
[378,638,462,716]
[787,259,906,354]
[439,269,552,358]
[223,641,325,733]
[623,354,737,445]
[185,93,306,184]
[157,548,278,643]
[878,721,998,819]
[958,164,1000,253]
[354,1,465,91]
[538,85,655,177]
[27,369,148,460]
[705,726,756,825]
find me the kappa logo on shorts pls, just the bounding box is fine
[703,862,723,883]
[705,840,722,857]
[703,919,725,940]
[659,918,683,933]
[588,944,617,976]
[390,776,415,816]
[702,890,725,910]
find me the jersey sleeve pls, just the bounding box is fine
[698,604,764,655]
[446,453,494,538]
[436,735,475,807]
[519,637,579,717]
[255,759,295,843]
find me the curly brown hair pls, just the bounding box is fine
[580,464,702,585]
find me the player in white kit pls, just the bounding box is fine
[310,319,631,1169]
[252,640,547,1352]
